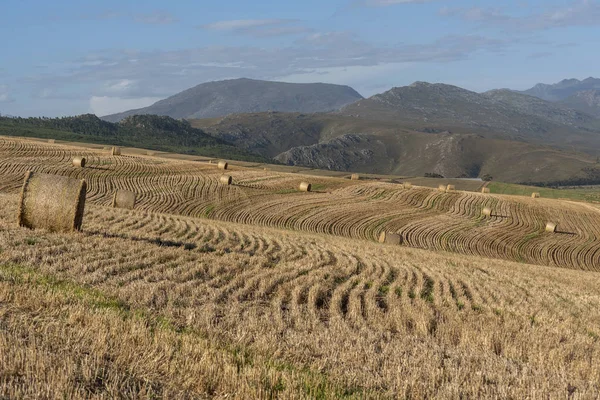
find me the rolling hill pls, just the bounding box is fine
[0,114,269,162]
[191,111,600,184]
[338,82,600,152]
[101,78,363,122]
[522,77,600,117]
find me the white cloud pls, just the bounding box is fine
[440,0,600,30]
[0,85,14,103]
[202,19,288,31]
[359,0,434,6]
[200,19,311,37]
[89,96,162,116]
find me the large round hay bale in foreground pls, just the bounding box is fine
[220,175,232,185]
[112,189,136,210]
[531,192,540,198]
[446,185,456,192]
[299,182,312,192]
[545,222,557,233]
[72,157,86,168]
[482,207,492,217]
[482,187,490,194]
[351,173,360,180]
[218,161,228,170]
[17,171,86,232]
[379,231,402,245]
[111,146,121,156]
[438,184,447,192]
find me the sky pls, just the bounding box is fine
[1,0,599,117]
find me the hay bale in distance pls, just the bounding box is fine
[72,156,86,168]
[47,139,55,144]
[218,161,228,170]
[545,222,557,233]
[482,187,491,194]
[103,146,111,150]
[351,173,360,181]
[17,171,86,232]
[403,182,413,189]
[112,189,136,210]
[299,182,312,192]
[220,175,232,185]
[146,151,155,156]
[482,207,492,217]
[531,192,540,198]
[446,185,456,192]
[378,231,402,245]
[438,184,447,192]
[111,146,121,156]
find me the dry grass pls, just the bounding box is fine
[0,193,600,398]
[17,171,86,232]
[0,137,599,270]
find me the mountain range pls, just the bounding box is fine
[76,77,600,184]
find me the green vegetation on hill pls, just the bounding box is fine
[489,182,600,203]
[0,114,271,163]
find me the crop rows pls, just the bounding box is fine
[1,137,599,269]
[1,192,600,397]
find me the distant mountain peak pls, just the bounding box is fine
[102,79,363,122]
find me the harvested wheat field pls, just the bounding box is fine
[1,137,599,270]
[1,137,600,397]
[1,192,600,398]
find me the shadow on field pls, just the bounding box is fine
[490,214,510,219]
[87,166,111,171]
[556,230,577,236]
[85,230,197,250]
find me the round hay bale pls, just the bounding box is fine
[146,151,155,156]
[531,192,540,198]
[263,167,269,171]
[351,173,360,181]
[112,189,136,210]
[545,222,557,233]
[403,182,413,189]
[218,161,228,170]
[446,184,456,192]
[299,182,312,192]
[47,139,55,144]
[72,156,86,168]
[482,187,490,194]
[482,207,492,217]
[219,175,232,185]
[17,171,86,232]
[378,231,402,245]
[438,184,447,192]
[111,146,121,156]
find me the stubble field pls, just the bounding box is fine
[1,137,600,398]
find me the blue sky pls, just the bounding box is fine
[1,0,599,117]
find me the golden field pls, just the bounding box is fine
[1,137,600,398]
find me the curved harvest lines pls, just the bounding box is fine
[0,137,599,270]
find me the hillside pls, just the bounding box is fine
[338,82,600,152]
[0,114,269,162]
[102,78,363,122]
[522,77,600,101]
[191,112,600,184]
[560,90,600,118]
